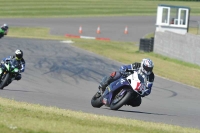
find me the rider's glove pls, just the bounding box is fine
[5,58,10,63]
[121,70,129,77]
[132,63,141,69]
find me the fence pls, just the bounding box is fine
[189,20,200,35]
[198,21,200,35]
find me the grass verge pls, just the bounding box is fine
[0,97,199,133]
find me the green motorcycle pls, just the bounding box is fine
[0,59,20,89]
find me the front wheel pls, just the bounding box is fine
[91,91,103,108]
[0,73,10,89]
[110,90,132,110]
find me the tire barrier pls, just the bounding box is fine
[139,37,154,52]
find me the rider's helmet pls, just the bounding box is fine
[1,24,9,31]
[141,58,154,75]
[15,49,23,60]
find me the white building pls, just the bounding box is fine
[156,4,190,34]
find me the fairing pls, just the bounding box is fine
[102,77,131,106]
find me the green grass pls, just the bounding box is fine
[1,0,200,132]
[0,97,199,133]
[0,0,200,17]
[6,27,200,132]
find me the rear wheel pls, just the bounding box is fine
[110,90,132,110]
[0,73,10,89]
[91,91,103,108]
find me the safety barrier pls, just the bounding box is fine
[139,37,154,52]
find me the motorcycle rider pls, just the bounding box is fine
[98,58,154,107]
[0,24,9,39]
[0,49,25,82]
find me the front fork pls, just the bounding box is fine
[0,68,3,79]
[0,68,2,75]
[0,64,6,76]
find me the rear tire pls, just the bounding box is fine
[0,73,10,89]
[110,91,132,110]
[91,91,103,108]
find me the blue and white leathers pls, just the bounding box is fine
[119,64,154,97]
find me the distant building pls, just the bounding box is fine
[155,4,190,34]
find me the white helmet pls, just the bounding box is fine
[141,58,154,75]
[15,49,23,60]
[1,24,8,31]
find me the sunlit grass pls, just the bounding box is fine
[0,97,199,133]
[0,0,200,17]
[2,1,200,132]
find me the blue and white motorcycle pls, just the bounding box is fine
[91,71,146,110]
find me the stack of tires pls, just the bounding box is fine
[139,37,154,52]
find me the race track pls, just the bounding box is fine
[0,16,200,129]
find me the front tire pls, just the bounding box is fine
[110,90,132,110]
[91,91,103,108]
[0,73,10,89]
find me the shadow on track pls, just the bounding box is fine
[117,109,176,116]
[101,108,175,116]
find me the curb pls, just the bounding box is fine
[65,34,110,41]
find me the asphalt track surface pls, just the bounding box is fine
[0,16,200,129]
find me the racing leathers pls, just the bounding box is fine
[99,62,154,107]
[0,55,25,81]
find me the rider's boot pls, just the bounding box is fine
[98,76,114,93]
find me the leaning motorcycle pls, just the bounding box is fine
[0,59,20,89]
[91,71,146,110]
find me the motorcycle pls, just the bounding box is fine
[0,59,20,89]
[91,70,146,110]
